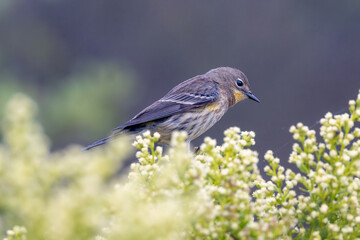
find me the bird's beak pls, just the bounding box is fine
[246,91,260,103]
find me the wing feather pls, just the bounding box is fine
[113,76,218,130]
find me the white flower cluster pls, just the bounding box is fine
[2,93,49,159]
[1,94,132,240]
[2,90,360,240]
[260,90,360,239]
[3,226,27,240]
[103,89,360,239]
[190,127,265,239]
[254,150,298,238]
[129,131,167,189]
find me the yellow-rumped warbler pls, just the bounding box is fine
[84,67,260,150]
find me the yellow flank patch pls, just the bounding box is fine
[235,92,246,102]
[206,102,220,111]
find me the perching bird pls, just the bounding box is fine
[84,67,260,150]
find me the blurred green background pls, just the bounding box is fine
[0,0,359,166]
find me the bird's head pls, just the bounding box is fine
[207,67,260,106]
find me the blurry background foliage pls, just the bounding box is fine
[0,1,360,166]
[0,60,135,148]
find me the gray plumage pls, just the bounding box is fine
[84,67,259,150]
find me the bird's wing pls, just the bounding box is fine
[113,77,219,130]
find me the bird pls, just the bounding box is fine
[84,67,260,151]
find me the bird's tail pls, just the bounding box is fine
[82,135,113,151]
[83,124,150,151]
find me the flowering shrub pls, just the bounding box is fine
[1,90,360,240]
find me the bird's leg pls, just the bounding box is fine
[186,141,201,153]
[193,146,200,154]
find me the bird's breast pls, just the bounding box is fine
[153,103,227,143]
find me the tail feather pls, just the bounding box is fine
[83,136,113,151]
[83,122,157,151]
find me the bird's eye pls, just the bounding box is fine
[236,79,244,87]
